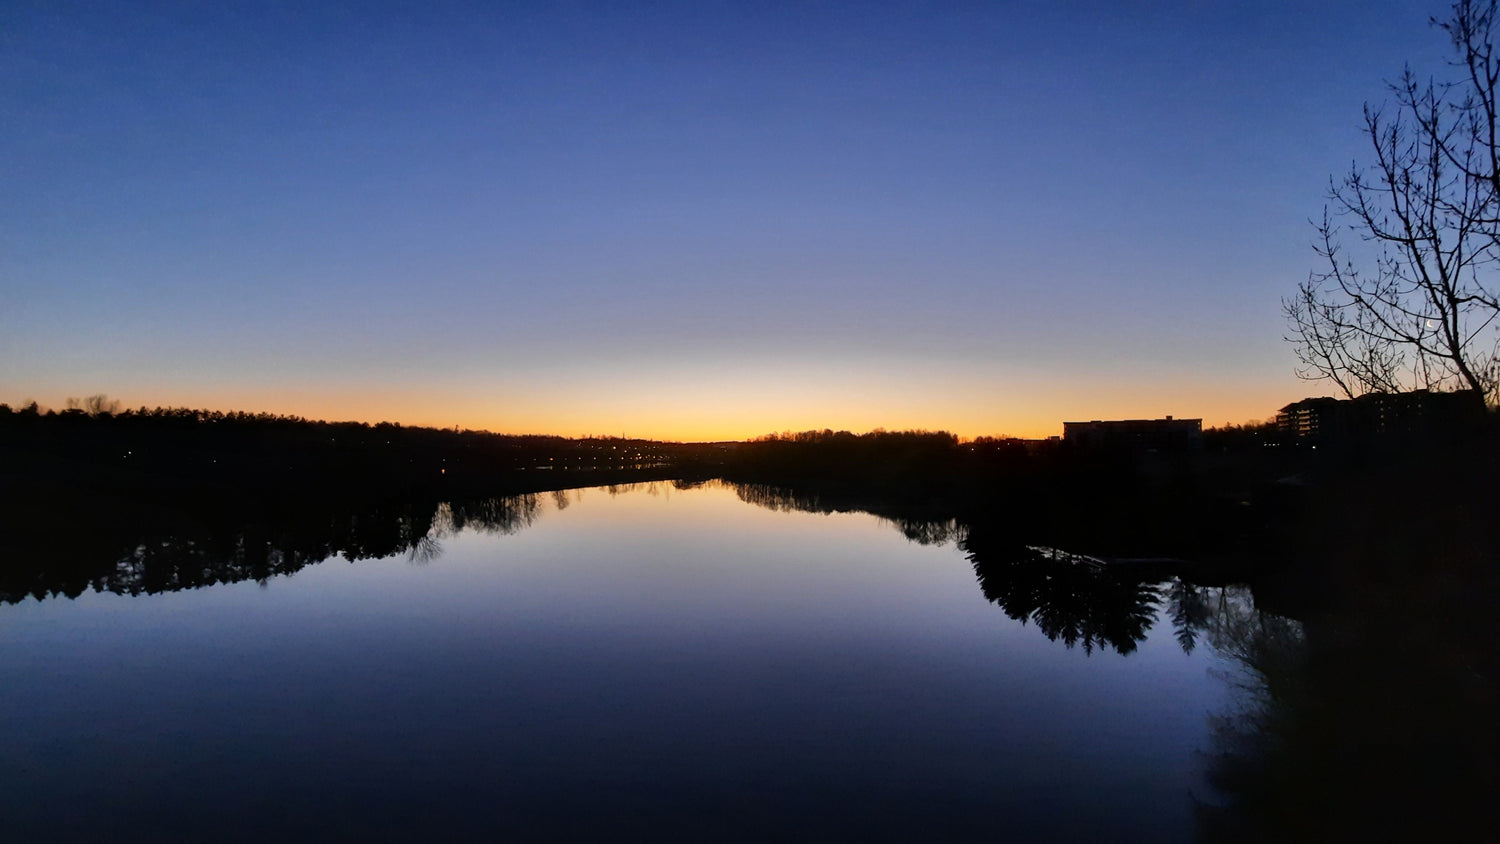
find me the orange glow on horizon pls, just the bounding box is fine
[14,378,1300,443]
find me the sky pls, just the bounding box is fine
[0,0,1457,440]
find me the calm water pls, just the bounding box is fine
[1,481,1253,842]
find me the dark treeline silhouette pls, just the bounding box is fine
[0,400,723,499]
[724,429,966,493]
[720,427,1287,568]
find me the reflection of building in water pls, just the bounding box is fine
[1277,389,1484,444]
[1062,416,1203,452]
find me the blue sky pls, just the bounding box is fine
[1,1,1449,438]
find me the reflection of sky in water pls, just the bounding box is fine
[0,483,1235,842]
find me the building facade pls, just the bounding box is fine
[1277,390,1485,444]
[1062,416,1203,452]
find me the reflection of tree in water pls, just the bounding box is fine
[732,480,1240,656]
[1169,579,1217,655]
[962,538,1165,656]
[1197,570,1500,841]
[731,482,830,514]
[442,495,541,537]
[726,480,1500,834]
[4,493,550,604]
[729,481,963,546]
[879,516,963,546]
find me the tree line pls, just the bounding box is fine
[0,397,724,502]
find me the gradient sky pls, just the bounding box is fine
[1,1,1453,440]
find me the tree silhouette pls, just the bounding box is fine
[1288,0,1500,405]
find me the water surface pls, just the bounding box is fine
[1,481,1247,841]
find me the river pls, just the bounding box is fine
[1,480,1267,842]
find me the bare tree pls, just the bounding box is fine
[83,394,120,417]
[65,394,121,416]
[1287,0,1500,406]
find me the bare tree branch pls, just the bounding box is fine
[1286,0,1500,406]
